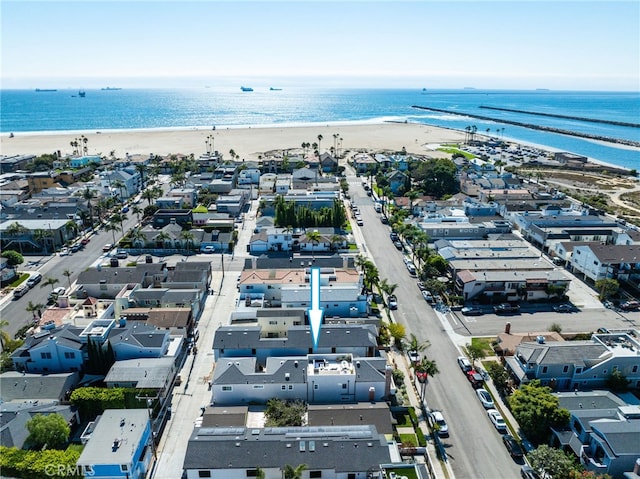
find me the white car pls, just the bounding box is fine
[487,408,507,432]
[431,411,449,437]
[59,248,70,256]
[476,388,495,409]
[457,356,472,373]
[408,350,420,364]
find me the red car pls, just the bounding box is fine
[80,238,90,245]
[467,370,484,388]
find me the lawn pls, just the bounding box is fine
[398,433,418,447]
[394,413,412,427]
[471,336,494,355]
[437,147,475,159]
[384,467,419,479]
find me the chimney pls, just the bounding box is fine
[384,364,393,398]
[251,257,257,270]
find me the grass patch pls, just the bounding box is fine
[471,336,495,355]
[66,444,84,453]
[348,244,358,250]
[437,147,475,159]
[394,413,412,427]
[385,468,419,479]
[8,273,29,288]
[398,433,418,446]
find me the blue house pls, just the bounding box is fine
[77,409,153,479]
[70,156,101,168]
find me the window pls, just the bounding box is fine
[342,383,348,389]
[269,320,278,325]
[64,352,75,359]
[288,385,293,390]
[633,365,638,373]
[310,472,322,478]
[314,384,319,390]
[222,386,233,391]
[542,366,548,373]
[576,367,582,374]
[246,470,259,477]
[198,472,212,478]
[282,385,286,390]
[563,365,569,373]
[120,464,129,473]
[40,352,52,359]
[253,385,264,389]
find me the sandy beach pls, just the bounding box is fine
[0,123,466,160]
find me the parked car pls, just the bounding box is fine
[380,216,389,225]
[457,356,472,372]
[520,465,540,479]
[408,350,420,364]
[201,245,215,253]
[103,243,113,252]
[13,285,29,299]
[417,282,426,291]
[356,218,364,226]
[26,272,42,288]
[59,247,70,256]
[431,411,449,437]
[476,388,495,409]
[487,409,507,432]
[121,206,130,213]
[621,300,640,311]
[422,290,434,303]
[389,232,399,242]
[70,244,82,252]
[553,303,575,313]
[48,287,66,303]
[467,370,485,389]
[494,303,520,314]
[388,295,398,310]
[461,306,483,316]
[502,434,524,459]
[80,238,90,245]
[406,263,417,276]
[393,240,403,250]
[115,250,128,259]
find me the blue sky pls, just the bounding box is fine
[2,1,639,90]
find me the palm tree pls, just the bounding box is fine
[378,278,398,302]
[142,188,157,205]
[134,163,147,188]
[329,234,345,251]
[305,230,322,251]
[0,319,10,350]
[155,231,172,249]
[131,205,143,223]
[180,231,196,254]
[5,222,29,254]
[104,222,121,246]
[317,134,323,153]
[283,464,307,479]
[63,269,74,290]
[129,228,146,248]
[415,356,440,380]
[407,333,431,355]
[25,301,45,320]
[40,276,59,291]
[111,179,126,202]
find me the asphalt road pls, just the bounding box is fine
[1,212,142,342]
[348,172,521,479]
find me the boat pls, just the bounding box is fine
[35,88,57,92]
[101,87,122,90]
[270,87,282,91]
[78,90,86,97]
[240,86,253,92]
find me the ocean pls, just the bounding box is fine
[1,88,638,171]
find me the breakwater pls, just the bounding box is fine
[411,105,640,148]
[479,105,640,128]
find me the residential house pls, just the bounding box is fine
[258,172,277,194]
[307,402,395,435]
[10,324,86,373]
[151,209,193,229]
[0,154,35,174]
[211,353,391,406]
[351,152,377,174]
[291,167,319,189]
[76,263,167,299]
[77,409,153,479]
[105,357,176,391]
[248,227,293,253]
[215,188,249,216]
[386,170,409,195]
[116,307,193,336]
[108,322,170,360]
[155,197,182,209]
[455,268,570,302]
[213,324,379,364]
[237,167,261,185]
[206,165,239,193]
[1,401,79,449]
[319,152,338,173]
[0,371,80,404]
[182,424,392,479]
[551,391,640,479]
[167,187,197,208]
[0,257,17,285]
[275,174,291,194]
[69,155,102,168]
[571,244,640,284]
[25,171,62,194]
[505,331,640,391]
[419,219,512,242]
[199,229,232,252]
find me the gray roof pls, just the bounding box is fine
[213,324,377,351]
[77,409,149,467]
[590,419,640,456]
[307,402,394,435]
[201,406,248,427]
[105,357,175,389]
[77,263,166,285]
[108,322,167,349]
[0,371,80,402]
[213,357,305,385]
[517,341,608,367]
[555,390,628,412]
[0,402,76,449]
[242,254,354,270]
[183,424,390,472]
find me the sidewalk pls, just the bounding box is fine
[388,348,453,479]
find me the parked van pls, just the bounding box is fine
[13,285,29,299]
[374,203,382,213]
[26,272,42,288]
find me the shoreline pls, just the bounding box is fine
[1,122,635,175]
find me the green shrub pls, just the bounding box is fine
[416,428,427,447]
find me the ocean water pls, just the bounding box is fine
[1,88,638,170]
